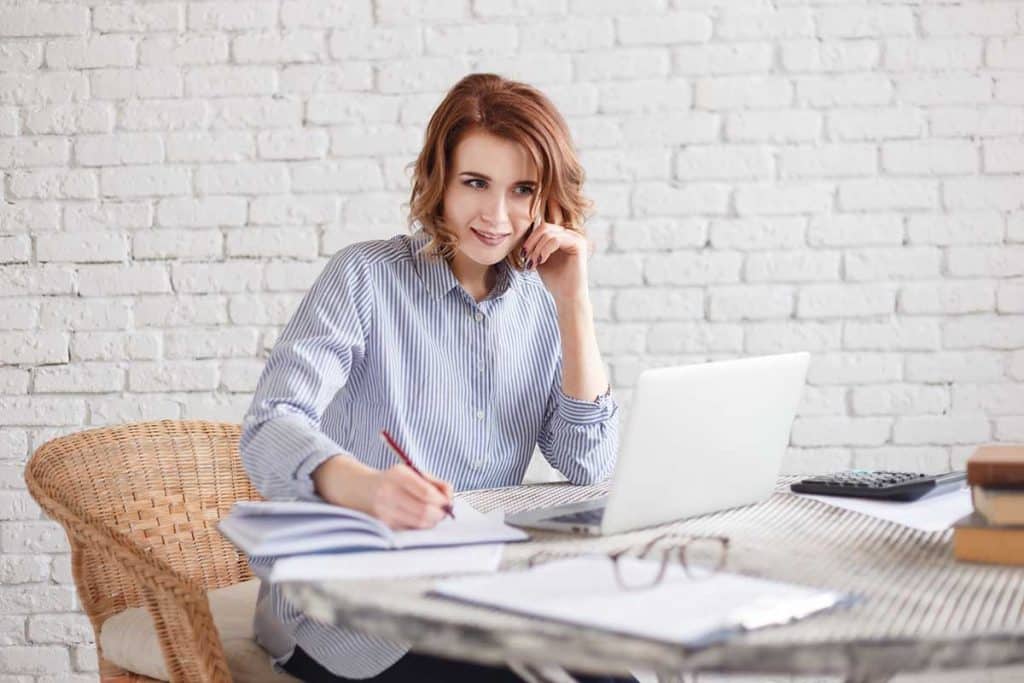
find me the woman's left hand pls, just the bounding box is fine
[519,204,592,305]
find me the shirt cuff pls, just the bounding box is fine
[556,383,617,426]
[292,430,349,502]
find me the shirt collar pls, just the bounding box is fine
[409,227,520,301]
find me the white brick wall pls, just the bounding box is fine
[1,1,1023,680]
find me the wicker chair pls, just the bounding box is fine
[24,420,263,682]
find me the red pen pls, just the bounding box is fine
[379,429,455,520]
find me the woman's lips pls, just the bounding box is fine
[471,228,509,246]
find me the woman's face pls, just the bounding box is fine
[442,130,539,270]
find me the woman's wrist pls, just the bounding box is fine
[554,292,592,317]
[553,292,609,401]
[312,453,376,510]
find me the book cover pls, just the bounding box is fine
[966,445,1024,487]
[952,512,1024,566]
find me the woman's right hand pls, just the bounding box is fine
[313,455,454,530]
[362,464,454,530]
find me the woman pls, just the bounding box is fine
[241,73,634,682]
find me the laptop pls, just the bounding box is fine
[506,352,810,536]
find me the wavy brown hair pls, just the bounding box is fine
[404,73,595,268]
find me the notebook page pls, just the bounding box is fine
[232,500,386,523]
[431,556,847,646]
[393,499,529,549]
[270,543,505,582]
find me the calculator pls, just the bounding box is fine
[790,470,968,502]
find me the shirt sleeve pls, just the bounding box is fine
[535,357,620,486]
[239,245,374,502]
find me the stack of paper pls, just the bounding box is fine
[431,556,852,646]
[793,486,972,532]
[270,544,507,583]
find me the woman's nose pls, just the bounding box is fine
[482,195,531,230]
[480,194,511,226]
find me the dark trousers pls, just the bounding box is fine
[282,643,639,682]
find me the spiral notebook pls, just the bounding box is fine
[431,556,853,647]
[218,498,529,558]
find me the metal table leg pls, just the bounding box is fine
[507,660,579,682]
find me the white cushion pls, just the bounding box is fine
[100,578,299,682]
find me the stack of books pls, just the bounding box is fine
[953,445,1024,565]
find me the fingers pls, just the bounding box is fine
[533,233,560,266]
[368,466,455,530]
[426,476,454,513]
[521,225,546,265]
[524,231,560,268]
[395,467,448,504]
[521,218,545,254]
[390,496,446,530]
[428,476,454,501]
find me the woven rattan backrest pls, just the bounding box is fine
[24,420,261,628]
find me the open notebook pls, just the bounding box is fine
[218,498,529,558]
[431,556,854,647]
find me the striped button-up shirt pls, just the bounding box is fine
[240,226,619,678]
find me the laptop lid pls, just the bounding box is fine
[600,352,809,535]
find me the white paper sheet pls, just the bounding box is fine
[432,556,848,646]
[793,485,972,532]
[392,500,528,549]
[270,543,506,582]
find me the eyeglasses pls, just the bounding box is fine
[525,532,730,591]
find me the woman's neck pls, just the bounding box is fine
[449,251,496,302]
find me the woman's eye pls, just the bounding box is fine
[463,179,533,196]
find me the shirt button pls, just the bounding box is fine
[470,460,483,470]
[475,410,485,420]
[474,312,483,322]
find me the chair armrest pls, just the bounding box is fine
[31,487,233,683]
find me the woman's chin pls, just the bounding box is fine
[458,245,510,266]
[474,252,509,266]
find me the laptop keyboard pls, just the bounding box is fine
[548,507,605,525]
